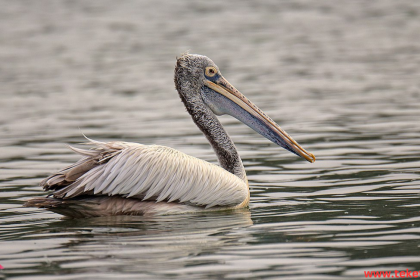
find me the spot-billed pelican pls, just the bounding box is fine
[25,54,315,218]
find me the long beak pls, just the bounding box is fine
[203,76,315,163]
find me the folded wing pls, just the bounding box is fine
[42,139,248,208]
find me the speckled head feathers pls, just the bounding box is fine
[175,53,220,86]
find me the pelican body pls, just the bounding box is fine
[25,54,315,218]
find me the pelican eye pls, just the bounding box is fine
[205,67,217,77]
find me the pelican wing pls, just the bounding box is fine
[42,140,248,208]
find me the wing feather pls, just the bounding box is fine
[49,140,248,208]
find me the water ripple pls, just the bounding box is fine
[2,0,420,279]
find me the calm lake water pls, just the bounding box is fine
[1,1,420,279]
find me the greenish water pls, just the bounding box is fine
[1,1,420,279]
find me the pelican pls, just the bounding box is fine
[25,54,315,218]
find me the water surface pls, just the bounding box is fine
[1,1,420,279]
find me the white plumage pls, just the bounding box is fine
[50,139,249,209]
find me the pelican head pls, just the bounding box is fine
[175,53,315,163]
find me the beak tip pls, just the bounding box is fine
[308,153,316,163]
